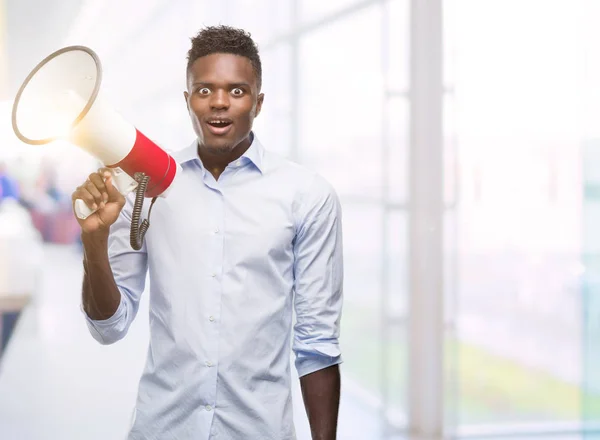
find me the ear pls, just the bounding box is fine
[255,93,264,118]
[183,91,190,112]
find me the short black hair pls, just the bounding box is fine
[186,25,262,91]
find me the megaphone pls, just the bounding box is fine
[11,46,181,250]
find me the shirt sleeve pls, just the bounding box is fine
[292,174,344,378]
[82,194,149,345]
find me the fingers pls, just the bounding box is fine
[85,179,104,209]
[72,181,99,211]
[102,171,121,199]
[98,168,125,205]
[105,175,126,208]
[89,171,109,203]
[71,169,112,210]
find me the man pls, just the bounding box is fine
[73,25,343,440]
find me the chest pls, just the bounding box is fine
[143,168,297,265]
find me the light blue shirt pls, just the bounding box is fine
[82,133,344,440]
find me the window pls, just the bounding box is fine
[445,0,593,433]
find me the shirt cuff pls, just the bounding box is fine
[80,295,127,343]
[296,353,343,378]
[80,295,126,325]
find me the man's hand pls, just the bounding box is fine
[72,168,126,234]
[300,364,341,440]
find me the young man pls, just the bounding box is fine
[73,26,343,440]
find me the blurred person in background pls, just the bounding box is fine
[0,162,20,203]
[72,25,343,440]
[22,158,79,243]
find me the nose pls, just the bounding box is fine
[210,89,230,110]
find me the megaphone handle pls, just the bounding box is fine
[73,167,138,220]
[74,199,95,220]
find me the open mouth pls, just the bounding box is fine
[205,118,233,136]
[208,120,232,128]
[206,118,233,128]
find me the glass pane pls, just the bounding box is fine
[340,205,408,433]
[443,0,457,90]
[582,140,600,427]
[104,4,189,110]
[444,95,458,208]
[383,320,408,432]
[445,209,460,429]
[132,88,193,149]
[445,0,589,431]
[298,5,383,199]
[222,0,292,44]
[582,0,600,141]
[341,204,384,390]
[253,43,292,156]
[300,0,365,24]
[296,4,409,437]
[581,7,600,427]
[385,97,408,205]
[384,210,408,421]
[385,0,409,92]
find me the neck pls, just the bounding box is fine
[197,134,252,179]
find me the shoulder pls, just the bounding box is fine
[167,141,197,165]
[261,151,340,225]
[263,150,337,198]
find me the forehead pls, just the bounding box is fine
[188,53,257,87]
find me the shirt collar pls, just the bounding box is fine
[174,131,264,174]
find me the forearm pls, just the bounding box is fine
[300,364,341,440]
[81,231,121,320]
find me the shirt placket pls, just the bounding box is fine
[202,172,225,423]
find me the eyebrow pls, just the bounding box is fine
[192,82,251,88]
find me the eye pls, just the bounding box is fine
[231,87,244,96]
[197,87,211,95]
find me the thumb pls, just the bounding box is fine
[105,175,123,202]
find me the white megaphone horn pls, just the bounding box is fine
[11,45,181,250]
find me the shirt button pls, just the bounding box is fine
[211,272,216,278]
[209,316,215,322]
[205,361,213,367]
[214,227,220,234]
[235,160,241,166]
[205,405,213,411]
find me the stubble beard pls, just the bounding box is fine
[209,143,235,155]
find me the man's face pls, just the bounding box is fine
[184,53,264,154]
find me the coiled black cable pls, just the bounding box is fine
[130,172,158,251]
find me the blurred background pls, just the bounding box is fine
[0,0,599,439]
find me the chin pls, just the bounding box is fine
[205,139,235,155]
[210,145,235,155]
